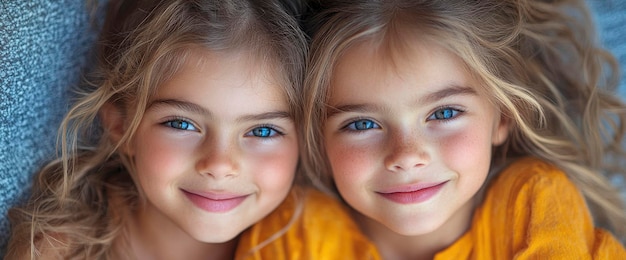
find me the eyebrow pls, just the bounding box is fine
[148,99,292,122]
[326,85,476,118]
[237,111,292,122]
[148,99,212,116]
[326,104,381,119]
[420,85,477,104]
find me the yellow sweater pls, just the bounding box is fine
[436,157,626,259]
[236,158,625,259]
[235,188,381,260]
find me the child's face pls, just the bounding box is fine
[127,50,298,243]
[324,39,509,238]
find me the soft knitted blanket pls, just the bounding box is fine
[589,0,626,98]
[588,0,626,205]
[0,1,100,255]
[0,0,624,256]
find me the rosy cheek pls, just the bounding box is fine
[134,131,197,177]
[251,143,298,187]
[327,143,371,179]
[442,131,477,156]
[437,124,493,175]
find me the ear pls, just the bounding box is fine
[492,112,511,146]
[100,101,126,145]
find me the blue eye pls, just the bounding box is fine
[428,108,460,120]
[163,119,197,131]
[346,119,379,131]
[248,126,281,138]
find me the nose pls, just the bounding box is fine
[384,131,430,172]
[196,138,238,178]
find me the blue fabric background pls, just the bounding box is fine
[0,0,624,256]
[588,0,626,97]
[0,1,100,256]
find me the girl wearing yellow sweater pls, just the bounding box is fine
[303,0,626,258]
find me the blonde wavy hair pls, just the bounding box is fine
[303,0,626,240]
[6,0,307,258]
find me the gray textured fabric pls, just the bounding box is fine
[0,0,624,257]
[0,0,99,255]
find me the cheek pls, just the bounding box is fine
[437,121,494,181]
[132,130,198,184]
[250,140,299,191]
[325,141,376,185]
[440,131,484,161]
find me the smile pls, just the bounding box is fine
[377,181,448,204]
[182,190,249,213]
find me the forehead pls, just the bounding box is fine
[334,35,467,83]
[160,48,286,95]
[342,26,465,70]
[151,48,288,109]
[328,33,492,112]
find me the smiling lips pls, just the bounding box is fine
[182,190,249,213]
[377,181,448,204]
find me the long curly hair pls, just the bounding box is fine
[303,0,626,240]
[6,0,307,258]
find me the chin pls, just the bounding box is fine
[196,233,240,244]
[382,215,446,237]
[186,226,243,244]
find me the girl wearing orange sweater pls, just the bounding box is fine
[303,0,626,258]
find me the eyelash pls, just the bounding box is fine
[341,118,381,132]
[339,107,464,132]
[160,115,286,141]
[245,124,284,139]
[162,117,198,131]
[427,107,464,122]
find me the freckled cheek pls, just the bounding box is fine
[435,125,493,176]
[326,140,377,182]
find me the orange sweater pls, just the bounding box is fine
[235,188,381,259]
[436,157,626,259]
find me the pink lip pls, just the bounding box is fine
[377,181,448,204]
[182,190,249,213]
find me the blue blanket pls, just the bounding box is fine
[0,0,624,256]
[0,1,100,255]
[588,0,626,97]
